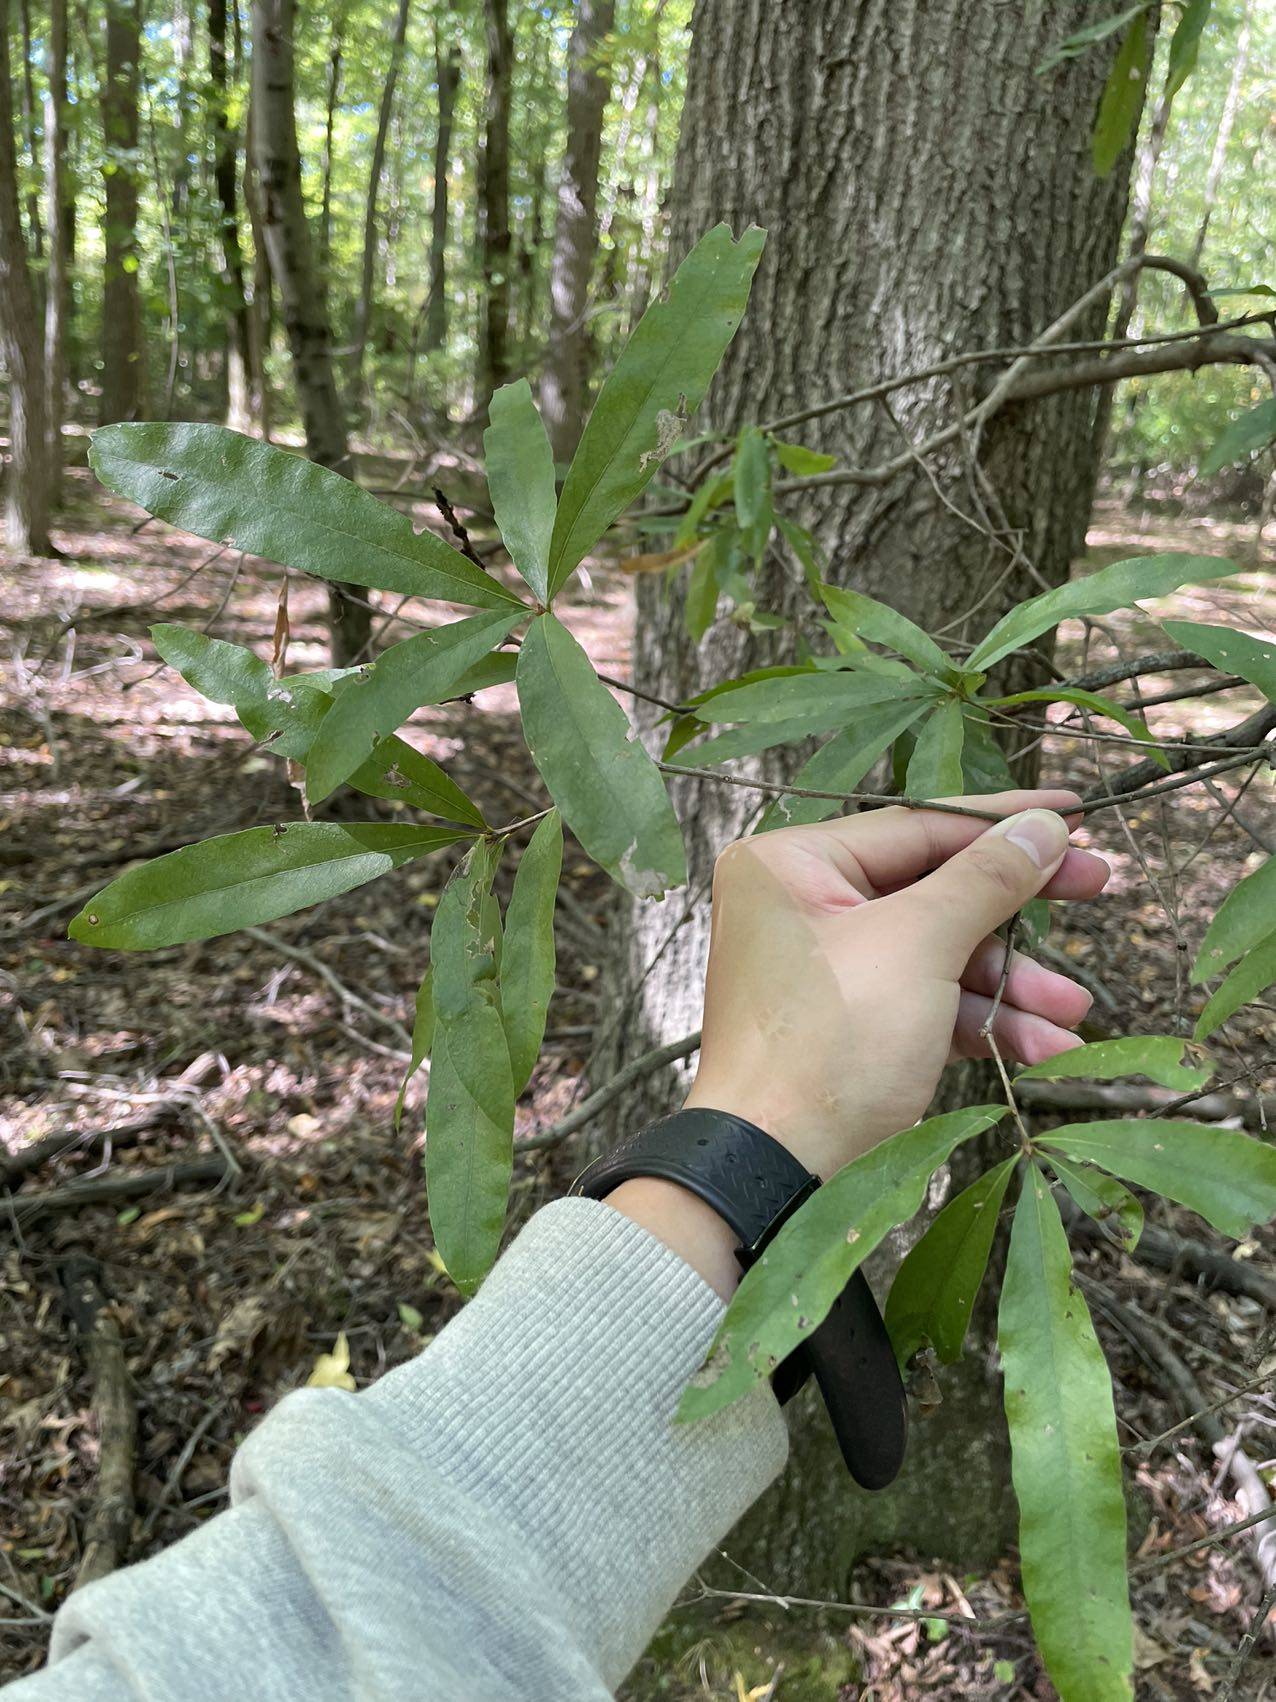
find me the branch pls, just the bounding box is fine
[62,1256,137,1589]
[1018,1078,1276,1134]
[520,1030,702,1152]
[9,1158,230,1221]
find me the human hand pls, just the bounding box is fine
[682,790,1110,1183]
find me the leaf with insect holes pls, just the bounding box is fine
[1191,855,1276,982]
[484,379,557,604]
[1037,1120,1276,1240]
[500,811,562,1092]
[677,1107,1006,1423]
[1194,932,1276,1042]
[425,842,515,1296]
[546,224,765,597]
[885,1156,1018,1366]
[1161,619,1276,704]
[999,1168,1132,1701]
[69,823,470,951]
[304,610,521,803]
[1046,1151,1143,1252]
[968,555,1236,673]
[517,613,686,899]
[1015,1036,1212,1093]
[904,700,966,798]
[92,424,527,609]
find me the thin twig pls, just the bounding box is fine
[521,1030,703,1152]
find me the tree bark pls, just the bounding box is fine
[608,0,1146,1588]
[318,8,344,287]
[250,0,371,665]
[539,0,615,464]
[0,7,50,552]
[474,0,512,414]
[420,6,460,359]
[208,0,254,431]
[347,0,411,400]
[42,0,70,499]
[99,0,144,424]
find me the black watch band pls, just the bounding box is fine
[569,1108,908,1491]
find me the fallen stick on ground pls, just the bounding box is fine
[61,1256,138,1590]
[1061,1200,1276,1313]
[0,1110,169,1191]
[8,1158,230,1222]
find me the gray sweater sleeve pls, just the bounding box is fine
[5,1198,788,1701]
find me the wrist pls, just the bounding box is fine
[601,1177,742,1301]
[681,1075,846,1181]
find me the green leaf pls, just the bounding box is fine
[683,537,721,642]
[425,842,515,1296]
[501,811,563,1092]
[1161,619,1276,703]
[1092,9,1151,178]
[1037,1120,1276,1240]
[484,379,557,603]
[1192,855,1276,981]
[678,1107,1006,1422]
[1036,2,1148,73]
[151,621,272,706]
[342,740,486,828]
[758,697,930,830]
[1197,398,1276,479]
[673,471,732,548]
[968,554,1235,672]
[988,685,1168,769]
[771,437,836,477]
[694,670,934,731]
[1046,1152,1143,1253]
[394,965,435,1130]
[821,585,952,678]
[1016,1035,1212,1093]
[1019,896,1052,950]
[517,613,686,899]
[999,1168,1132,1701]
[733,426,773,562]
[904,700,965,798]
[92,423,526,610]
[397,1301,424,1331]
[775,514,825,595]
[1210,283,1276,300]
[960,706,1016,792]
[1194,931,1276,1041]
[1165,0,1211,99]
[546,224,766,596]
[304,610,520,803]
[885,1156,1018,1366]
[69,823,468,951]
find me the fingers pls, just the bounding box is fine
[960,937,1093,1028]
[952,989,1084,1067]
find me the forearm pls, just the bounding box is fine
[6,1200,785,1702]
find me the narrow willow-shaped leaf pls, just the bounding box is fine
[733,426,772,563]
[546,224,766,596]
[960,706,1016,791]
[1092,8,1150,177]
[305,610,520,803]
[484,379,557,603]
[694,670,933,730]
[1197,399,1276,480]
[989,685,1168,769]
[501,811,563,1092]
[1016,1035,1212,1093]
[92,424,526,609]
[904,700,965,798]
[1046,1151,1143,1252]
[968,554,1234,672]
[517,614,686,899]
[425,843,515,1295]
[1037,1119,1276,1240]
[775,514,824,595]
[772,438,835,476]
[821,585,952,678]
[1194,931,1276,1041]
[1162,618,1276,703]
[1000,1169,1132,1701]
[69,823,468,950]
[1192,855,1276,982]
[1036,1,1148,73]
[395,965,435,1129]
[1166,0,1211,98]
[758,698,930,830]
[885,1156,1017,1366]
[683,536,721,642]
[678,1107,1005,1423]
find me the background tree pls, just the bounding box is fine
[474,0,511,414]
[41,0,68,494]
[99,0,143,424]
[208,0,254,430]
[347,0,411,402]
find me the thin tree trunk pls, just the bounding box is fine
[0,5,50,551]
[1190,0,1251,271]
[347,0,411,399]
[17,0,42,265]
[242,98,272,437]
[539,0,615,463]
[421,7,459,357]
[99,0,144,423]
[250,0,371,665]
[474,0,511,415]
[608,0,1147,1589]
[318,9,344,287]
[43,0,70,499]
[208,0,253,430]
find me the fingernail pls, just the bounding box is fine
[988,808,1069,869]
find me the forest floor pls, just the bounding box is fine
[1,466,1275,1700]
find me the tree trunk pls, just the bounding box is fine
[318,8,344,287]
[539,0,614,464]
[43,0,70,499]
[607,0,1145,1589]
[347,0,411,400]
[208,0,254,431]
[421,7,460,358]
[242,98,272,438]
[250,0,371,666]
[0,3,50,552]
[99,0,144,424]
[17,0,42,266]
[474,0,512,414]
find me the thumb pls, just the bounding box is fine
[912,809,1070,972]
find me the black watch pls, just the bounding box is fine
[569,1108,908,1490]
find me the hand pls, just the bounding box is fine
[682,790,1110,1183]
